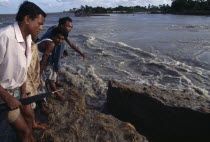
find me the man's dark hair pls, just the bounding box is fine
[58,17,72,26]
[51,27,68,38]
[16,1,46,22]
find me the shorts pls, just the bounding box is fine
[6,88,21,123]
[45,65,57,82]
[7,109,20,123]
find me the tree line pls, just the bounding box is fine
[171,0,210,11]
[70,0,210,15]
[71,5,170,14]
[171,0,210,14]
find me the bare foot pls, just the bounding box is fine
[31,136,37,142]
[57,95,67,101]
[33,123,47,129]
[55,82,64,87]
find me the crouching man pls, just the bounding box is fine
[37,27,68,101]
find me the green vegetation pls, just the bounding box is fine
[171,0,210,12]
[70,0,210,16]
[71,5,170,15]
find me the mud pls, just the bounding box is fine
[33,70,147,142]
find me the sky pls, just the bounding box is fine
[0,0,172,14]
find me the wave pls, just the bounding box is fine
[61,65,107,109]
[167,24,210,32]
[64,34,210,98]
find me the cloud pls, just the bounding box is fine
[0,0,172,14]
[54,0,171,9]
[0,0,9,7]
[56,0,69,2]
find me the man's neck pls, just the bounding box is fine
[18,22,28,42]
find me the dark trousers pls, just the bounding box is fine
[0,111,17,142]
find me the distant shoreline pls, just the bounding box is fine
[1,11,210,16]
[73,12,210,17]
[0,14,15,15]
[171,11,210,16]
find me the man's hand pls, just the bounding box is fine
[82,53,87,59]
[0,85,22,109]
[5,95,22,110]
[65,38,88,59]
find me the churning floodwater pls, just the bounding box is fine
[1,13,210,98]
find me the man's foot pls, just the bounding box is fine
[56,95,67,101]
[55,82,64,87]
[32,136,37,142]
[33,123,47,129]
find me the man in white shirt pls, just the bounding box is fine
[0,1,46,142]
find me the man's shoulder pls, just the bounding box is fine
[39,40,55,49]
[0,24,14,38]
[47,25,57,31]
[40,26,56,40]
[0,24,14,34]
[44,40,54,45]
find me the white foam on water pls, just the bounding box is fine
[61,65,108,109]
[87,36,95,41]
[85,65,107,91]
[116,42,129,47]
[167,24,210,32]
[64,34,210,99]
[116,42,156,57]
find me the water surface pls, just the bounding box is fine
[1,13,210,98]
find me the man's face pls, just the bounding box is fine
[61,21,73,33]
[52,33,65,46]
[28,14,45,38]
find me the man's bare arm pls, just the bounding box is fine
[39,41,55,75]
[65,38,86,59]
[0,85,21,109]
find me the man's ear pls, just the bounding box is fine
[23,15,30,24]
[60,24,64,29]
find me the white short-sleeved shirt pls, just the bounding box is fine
[0,22,32,90]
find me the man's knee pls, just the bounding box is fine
[10,114,31,136]
[24,125,31,136]
[18,124,31,137]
